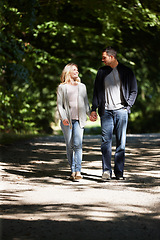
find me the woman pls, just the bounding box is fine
[57,63,90,180]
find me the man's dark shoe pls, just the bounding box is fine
[116,176,126,180]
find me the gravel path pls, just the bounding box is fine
[0,134,160,240]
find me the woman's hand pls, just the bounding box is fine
[63,119,69,126]
[89,111,97,122]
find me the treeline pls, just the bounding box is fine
[0,0,160,134]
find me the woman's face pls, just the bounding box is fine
[70,65,79,80]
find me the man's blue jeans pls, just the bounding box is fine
[101,109,128,177]
[61,120,84,173]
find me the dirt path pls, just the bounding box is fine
[0,134,160,240]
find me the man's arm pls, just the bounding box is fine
[90,71,100,121]
[127,72,138,108]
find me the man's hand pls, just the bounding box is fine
[62,119,69,126]
[89,111,97,122]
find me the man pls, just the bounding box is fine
[90,46,138,180]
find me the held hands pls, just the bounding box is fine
[63,112,97,125]
[63,119,69,126]
[89,111,97,122]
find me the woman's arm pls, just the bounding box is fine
[57,85,68,121]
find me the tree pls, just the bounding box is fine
[0,0,160,133]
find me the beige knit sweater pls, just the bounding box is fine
[57,82,90,128]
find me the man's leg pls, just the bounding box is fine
[114,109,128,178]
[101,110,114,177]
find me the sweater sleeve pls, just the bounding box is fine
[57,85,67,121]
[84,85,91,117]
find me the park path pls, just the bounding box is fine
[0,134,160,240]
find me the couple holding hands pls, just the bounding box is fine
[57,47,138,181]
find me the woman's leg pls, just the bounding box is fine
[60,121,73,171]
[72,120,84,173]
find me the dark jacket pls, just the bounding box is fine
[91,62,138,116]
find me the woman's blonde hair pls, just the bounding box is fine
[60,63,81,84]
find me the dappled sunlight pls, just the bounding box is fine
[1,134,160,239]
[1,134,160,190]
[1,198,159,222]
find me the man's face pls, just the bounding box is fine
[102,52,112,66]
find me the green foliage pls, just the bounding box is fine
[0,0,160,134]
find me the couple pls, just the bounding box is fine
[57,47,138,181]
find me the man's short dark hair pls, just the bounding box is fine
[103,46,117,59]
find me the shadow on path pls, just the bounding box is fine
[2,216,159,240]
[1,134,160,240]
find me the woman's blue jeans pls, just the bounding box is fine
[101,109,128,177]
[61,120,84,173]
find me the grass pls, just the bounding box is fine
[0,133,48,145]
[54,119,101,135]
[84,119,101,135]
[0,120,101,145]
